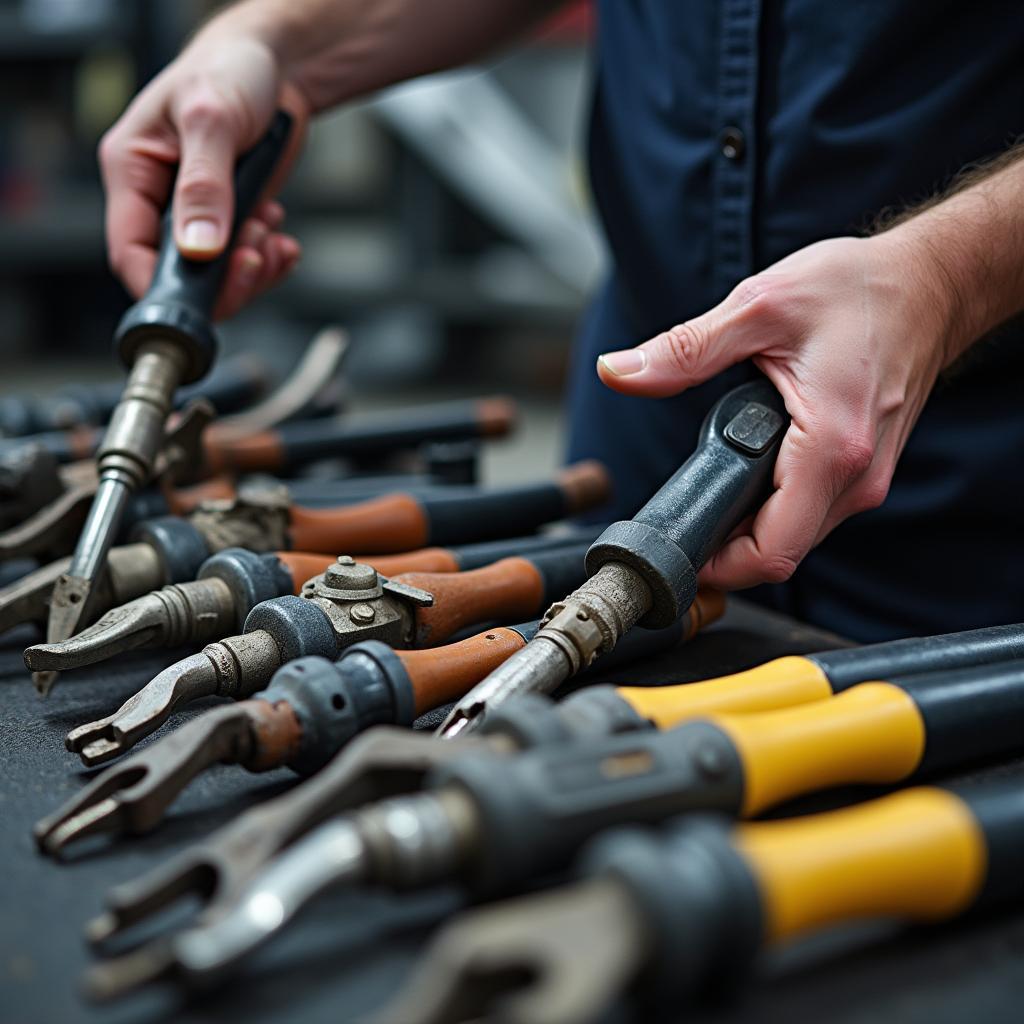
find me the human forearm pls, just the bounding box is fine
[204,0,566,111]
[875,146,1024,366]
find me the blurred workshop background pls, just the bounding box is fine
[0,0,601,481]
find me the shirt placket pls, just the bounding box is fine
[713,0,761,297]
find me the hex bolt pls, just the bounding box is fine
[350,603,376,625]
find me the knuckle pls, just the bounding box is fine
[760,552,801,584]
[829,433,875,482]
[176,166,226,206]
[97,129,120,169]
[177,89,229,131]
[853,473,891,512]
[731,274,787,322]
[660,322,708,380]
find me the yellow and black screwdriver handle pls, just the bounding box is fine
[431,658,1024,893]
[567,620,1024,730]
[582,776,1024,1006]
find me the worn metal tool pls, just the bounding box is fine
[0,389,510,565]
[557,618,1024,726]
[64,608,713,955]
[74,656,1024,997]
[437,380,788,739]
[46,112,293,652]
[33,543,591,776]
[34,590,719,851]
[0,354,270,440]
[4,463,605,659]
[377,777,1024,1024]
[0,402,218,564]
[62,613,1021,942]
[26,529,602,676]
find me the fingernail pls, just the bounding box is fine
[180,218,221,253]
[598,349,647,376]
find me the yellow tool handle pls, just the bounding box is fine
[734,786,987,942]
[617,655,832,729]
[715,681,926,816]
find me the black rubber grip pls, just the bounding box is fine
[580,816,763,1004]
[114,111,293,383]
[902,661,1024,778]
[275,400,508,463]
[451,528,605,571]
[812,623,1024,692]
[130,516,212,584]
[946,779,1024,909]
[257,641,416,775]
[0,429,81,465]
[199,548,294,629]
[429,721,745,893]
[524,544,590,605]
[420,481,572,546]
[586,379,787,628]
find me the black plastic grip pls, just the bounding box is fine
[580,816,763,1004]
[586,379,787,628]
[901,661,1024,778]
[276,400,509,463]
[420,481,569,546]
[946,779,1024,909]
[429,721,745,893]
[524,544,591,605]
[451,528,605,571]
[812,623,1024,692]
[114,110,293,383]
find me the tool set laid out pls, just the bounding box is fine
[9,127,1024,1024]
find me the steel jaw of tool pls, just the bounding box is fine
[372,877,646,1024]
[34,562,444,853]
[0,401,213,565]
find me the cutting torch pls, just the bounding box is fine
[46,111,294,649]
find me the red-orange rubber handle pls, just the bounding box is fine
[398,627,529,715]
[398,557,546,647]
[201,428,285,476]
[287,493,430,554]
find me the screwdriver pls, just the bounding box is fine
[46,111,294,650]
[34,597,720,854]
[438,379,788,738]
[73,656,1024,993]
[68,601,718,948]
[25,529,601,676]
[378,776,1024,1024]
[72,611,1009,941]
[33,543,594,778]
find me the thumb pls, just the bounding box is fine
[597,295,759,398]
[172,101,244,260]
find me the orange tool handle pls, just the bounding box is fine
[278,547,464,593]
[288,494,430,554]
[399,557,546,647]
[398,627,529,715]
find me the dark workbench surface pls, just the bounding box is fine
[3,601,1023,1024]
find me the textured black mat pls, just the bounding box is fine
[2,602,1023,1024]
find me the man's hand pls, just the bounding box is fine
[597,234,956,591]
[98,0,563,320]
[99,28,308,319]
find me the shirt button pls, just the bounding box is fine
[719,126,746,161]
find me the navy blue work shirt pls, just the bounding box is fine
[567,0,1024,642]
